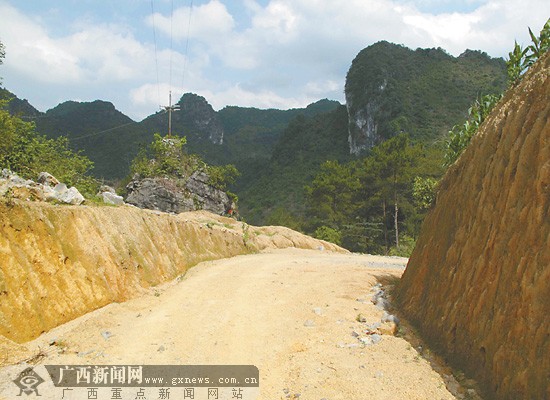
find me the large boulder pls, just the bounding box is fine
[395,53,549,399]
[97,185,125,206]
[53,183,85,205]
[125,171,234,215]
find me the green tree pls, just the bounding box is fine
[444,93,502,166]
[206,164,240,191]
[130,133,192,178]
[412,176,438,210]
[507,19,550,85]
[314,226,342,246]
[0,102,97,196]
[129,133,240,202]
[304,135,438,254]
[305,160,360,226]
[369,133,421,250]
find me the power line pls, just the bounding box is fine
[160,0,181,137]
[70,121,138,142]
[169,0,174,92]
[150,0,161,107]
[181,0,194,91]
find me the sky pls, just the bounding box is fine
[0,0,548,121]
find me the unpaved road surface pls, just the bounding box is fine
[0,248,458,399]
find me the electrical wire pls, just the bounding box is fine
[150,0,161,107]
[24,1,182,143]
[169,0,174,95]
[181,0,194,91]
[69,121,138,142]
[15,3,171,145]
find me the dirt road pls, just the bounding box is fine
[0,248,458,399]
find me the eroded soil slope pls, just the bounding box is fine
[397,52,549,399]
[0,202,342,343]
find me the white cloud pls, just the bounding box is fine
[243,0,263,14]
[0,3,159,85]
[400,1,550,55]
[0,3,82,83]
[63,25,152,82]
[202,84,316,111]
[148,0,235,42]
[305,79,342,97]
[403,12,483,50]
[1,0,549,121]
[252,1,299,37]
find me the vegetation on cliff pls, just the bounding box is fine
[444,19,549,166]
[345,41,506,149]
[127,132,239,202]
[507,18,550,86]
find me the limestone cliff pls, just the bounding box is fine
[125,171,235,215]
[177,93,224,145]
[396,53,549,399]
[344,41,506,154]
[0,202,343,344]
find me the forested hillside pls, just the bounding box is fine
[239,42,507,231]
[35,100,138,178]
[235,105,351,225]
[16,93,339,181]
[2,40,510,254]
[345,41,507,153]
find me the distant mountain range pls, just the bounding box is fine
[1,41,507,224]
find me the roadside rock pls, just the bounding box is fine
[0,170,84,205]
[54,183,85,205]
[356,314,367,323]
[37,172,60,187]
[97,186,124,206]
[99,185,116,194]
[185,171,234,214]
[379,321,397,336]
[382,311,400,325]
[125,172,235,215]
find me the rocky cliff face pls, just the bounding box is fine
[177,93,224,145]
[345,95,381,155]
[125,171,235,215]
[344,41,506,154]
[0,202,344,344]
[396,53,549,400]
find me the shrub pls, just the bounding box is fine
[314,226,342,246]
[0,102,98,197]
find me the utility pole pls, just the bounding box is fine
[162,91,180,137]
